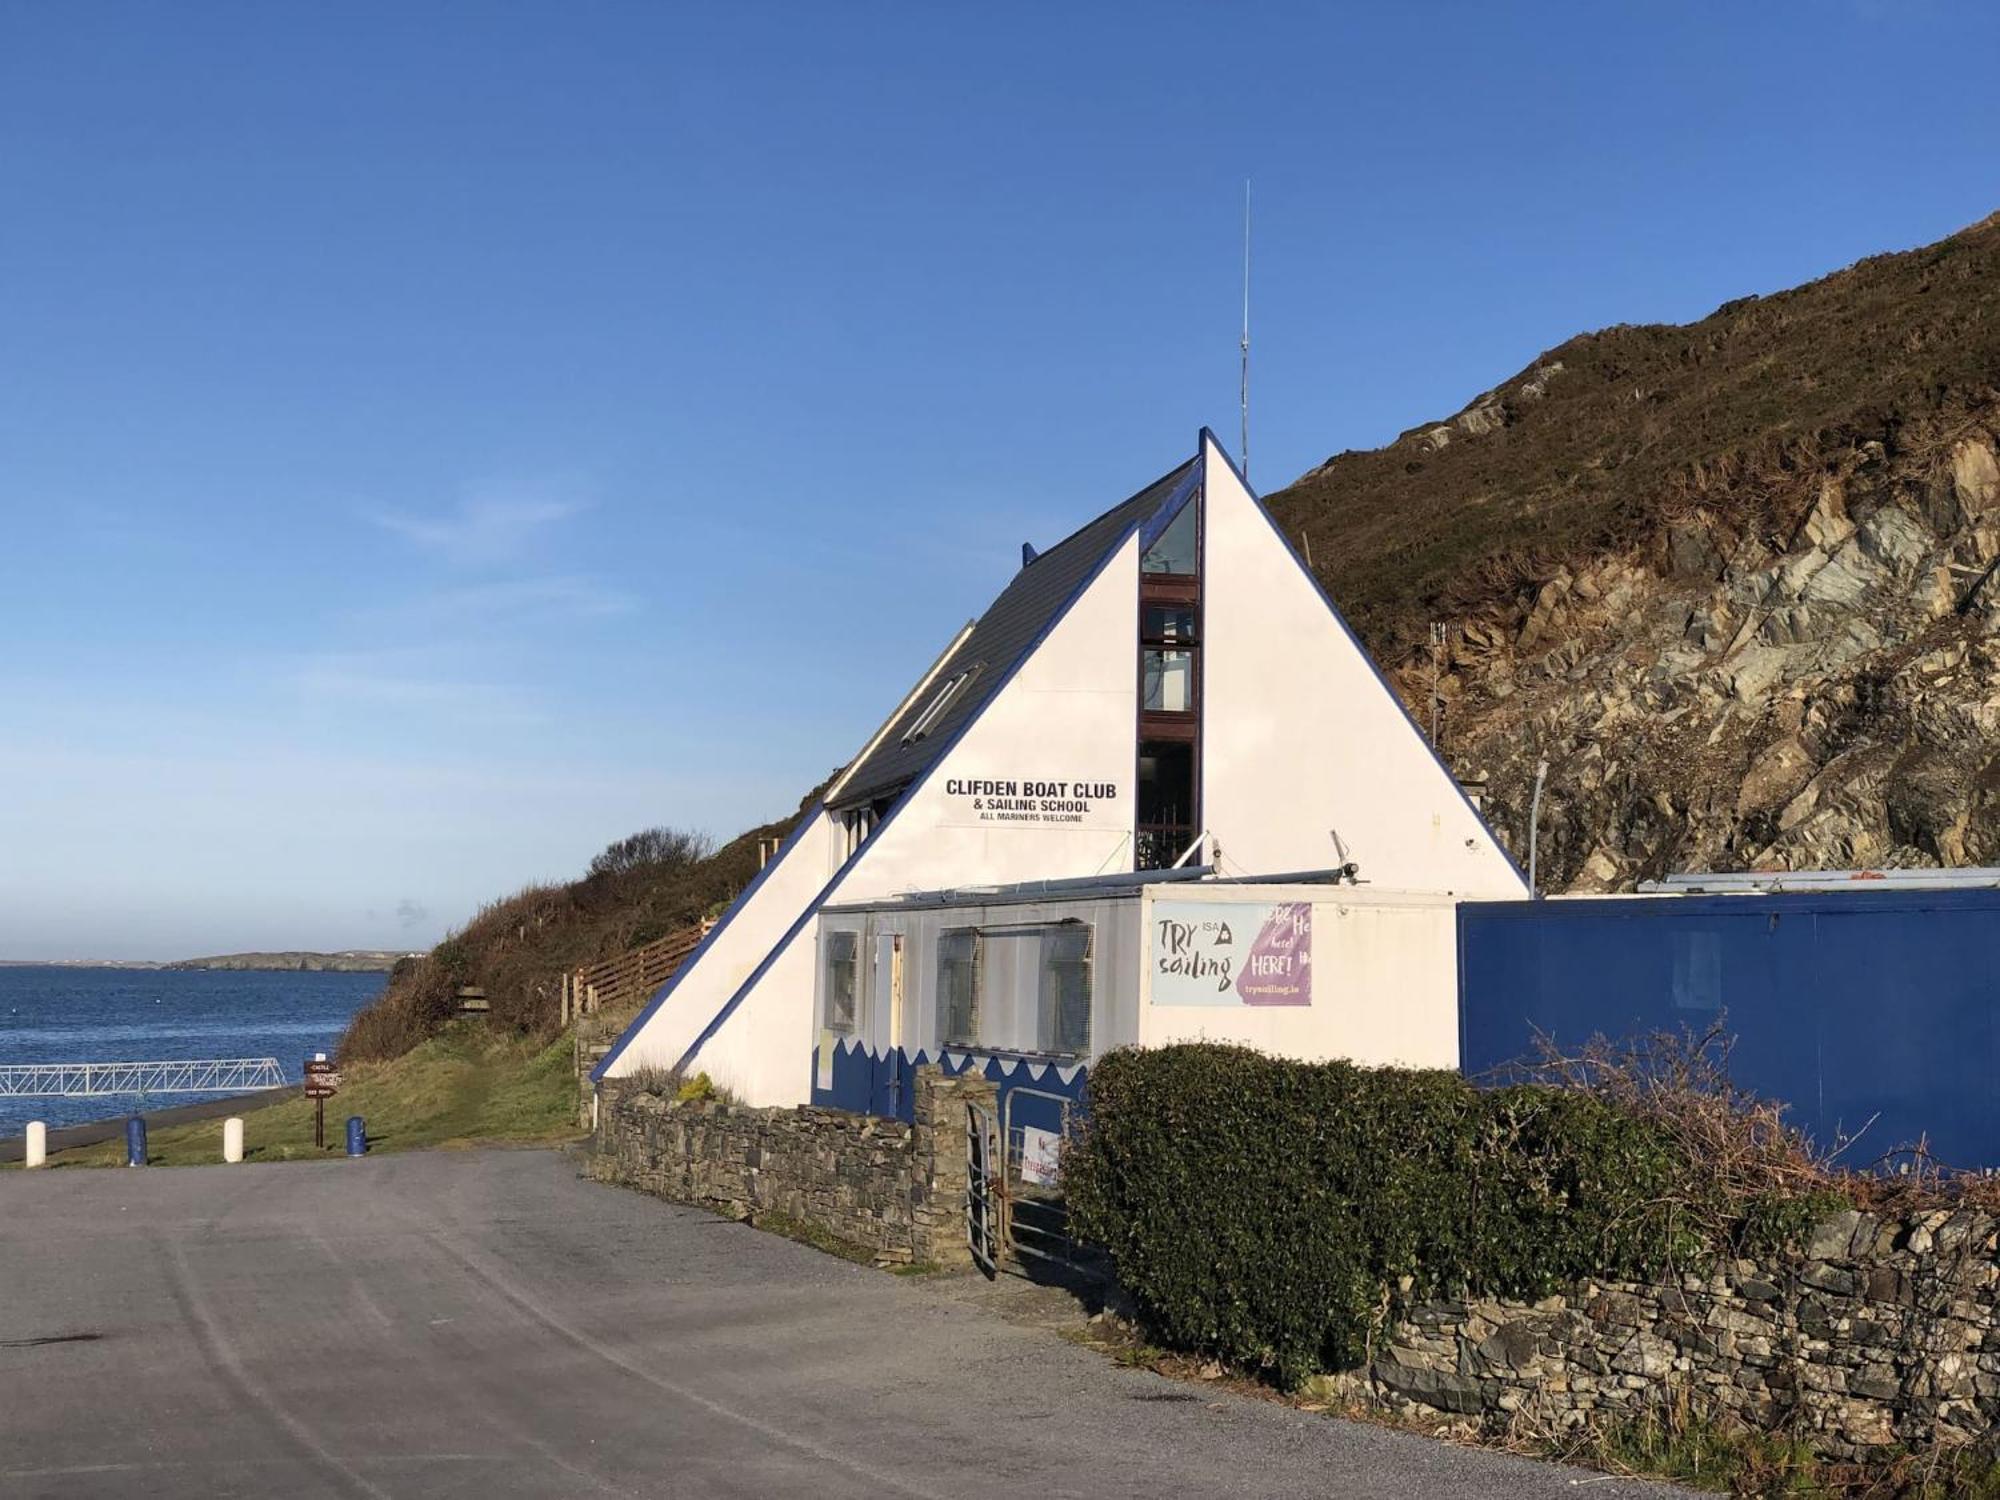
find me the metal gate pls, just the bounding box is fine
[965,1099,1003,1277]
[1000,1085,1087,1277]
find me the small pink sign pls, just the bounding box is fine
[1236,903,1312,1006]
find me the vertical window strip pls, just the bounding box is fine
[937,929,980,1048]
[1038,925,1093,1057]
[824,930,858,1032]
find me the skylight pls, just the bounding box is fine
[901,667,977,745]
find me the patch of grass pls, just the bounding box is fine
[42,1022,580,1168]
[624,1065,734,1106]
[1554,1406,2000,1498]
[1559,1408,1821,1495]
[748,1212,881,1266]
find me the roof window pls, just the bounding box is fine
[900,667,978,745]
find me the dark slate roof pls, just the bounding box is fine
[830,454,1199,810]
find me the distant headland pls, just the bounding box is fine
[168,950,414,973]
[0,951,415,973]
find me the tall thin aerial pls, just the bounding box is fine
[1240,178,1252,481]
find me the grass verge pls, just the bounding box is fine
[34,1022,580,1167]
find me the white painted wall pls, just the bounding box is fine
[674,535,1144,1104]
[838,537,1143,903]
[1137,884,1462,1070]
[1197,437,1526,897]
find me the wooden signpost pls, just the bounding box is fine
[304,1057,342,1149]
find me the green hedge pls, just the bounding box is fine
[1062,1045,1727,1388]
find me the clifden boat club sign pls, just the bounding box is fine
[1152,901,1312,1006]
[940,776,1121,829]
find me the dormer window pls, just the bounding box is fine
[901,666,978,745]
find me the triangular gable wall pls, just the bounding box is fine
[590,803,839,1082]
[1197,433,1526,895]
[644,527,1145,1105]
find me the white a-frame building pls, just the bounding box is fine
[596,431,1525,1116]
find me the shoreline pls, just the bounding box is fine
[0,1083,301,1163]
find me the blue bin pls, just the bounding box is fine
[125,1116,147,1167]
[345,1116,366,1157]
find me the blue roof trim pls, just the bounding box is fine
[672,507,1155,1082]
[1136,464,1202,551]
[590,803,825,1083]
[1198,428,1532,891]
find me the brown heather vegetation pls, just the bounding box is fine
[1268,211,2000,667]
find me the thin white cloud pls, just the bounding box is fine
[349,574,638,629]
[366,493,588,567]
[292,649,545,725]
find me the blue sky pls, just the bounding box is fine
[3,2,1996,958]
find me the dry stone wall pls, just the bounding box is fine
[589,1066,992,1268]
[1355,1208,2000,1459]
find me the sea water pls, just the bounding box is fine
[0,967,385,1136]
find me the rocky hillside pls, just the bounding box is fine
[1266,212,2000,891]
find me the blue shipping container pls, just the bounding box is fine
[1458,889,2000,1170]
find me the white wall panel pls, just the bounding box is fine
[837,536,1142,901]
[674,537,1143,1104]
[1197,438,1526,897]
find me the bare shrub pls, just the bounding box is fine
[1520,1023,1837,1208]
[589,827,713,880]
[1512,1021,2000,1222]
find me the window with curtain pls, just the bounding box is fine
[937,928,980,1047]
[822,929,858,1032]
[1037,924,1092,1057]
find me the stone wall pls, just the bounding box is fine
[1355,1209,2000,1459]
[588,1066,993,1269]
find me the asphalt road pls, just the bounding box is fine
[0,1150,1682,1499]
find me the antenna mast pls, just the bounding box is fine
[1239,179,1251,481]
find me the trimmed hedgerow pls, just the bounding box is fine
[1063,1045,1750,1389]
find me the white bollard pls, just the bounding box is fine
[222,1117,244,1164]
[24,1121,46,1169]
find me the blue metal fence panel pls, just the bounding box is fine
[1458,889,2000,1170]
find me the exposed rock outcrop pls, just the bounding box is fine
[1270,211,2000,892]
[1399,423,2000,890]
